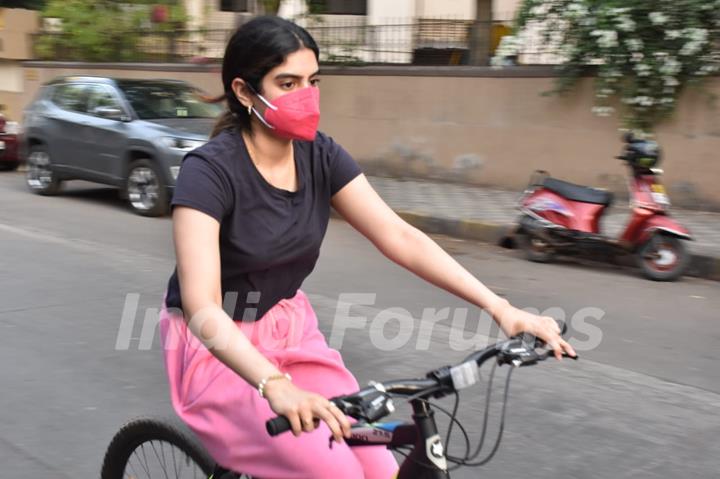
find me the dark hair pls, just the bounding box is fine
[211,16,320,138]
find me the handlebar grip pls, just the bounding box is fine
[266,416,292,436]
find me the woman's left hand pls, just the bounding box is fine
[494,302,577,360]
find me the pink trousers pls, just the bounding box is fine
[159,290,399,479]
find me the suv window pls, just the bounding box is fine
[116,81,222,120]
[52,83,90,113]
[86,84,124,117]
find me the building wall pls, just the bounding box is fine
[0,8,39,60]
[0,8,39,119]
[17,63,720,210]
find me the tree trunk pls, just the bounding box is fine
[468,0,492,65]
[260,0,282,15]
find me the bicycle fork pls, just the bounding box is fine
[396,400,450,479]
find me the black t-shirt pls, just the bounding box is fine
[165,128,362,321]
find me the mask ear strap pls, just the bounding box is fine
[245,82,278,111]
[250,104,275,130]
[242,81,277,129]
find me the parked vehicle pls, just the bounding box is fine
[0,112,21,171]
[516,133,692,281]
[21,76,221,216]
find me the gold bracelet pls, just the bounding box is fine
[257,373,292,399]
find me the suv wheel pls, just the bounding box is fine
[126,159,168,217]
[26,144,62,195]
[0,162,20,172]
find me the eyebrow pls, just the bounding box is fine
[273,70,321,81]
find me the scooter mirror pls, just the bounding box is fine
[623,132,635,143]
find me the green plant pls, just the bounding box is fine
[494,0,720,131]
[37,0,189,62]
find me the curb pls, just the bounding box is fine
[333,209,720,282]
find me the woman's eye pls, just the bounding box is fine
[281,82,294,89]
[310,78,321,87]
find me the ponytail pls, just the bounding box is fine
[204,92,241,139]
[211,110,239,139]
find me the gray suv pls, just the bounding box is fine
[22,76,221,216]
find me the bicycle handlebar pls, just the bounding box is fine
[267,320,572,437]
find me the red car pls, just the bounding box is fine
[0,113,21,171]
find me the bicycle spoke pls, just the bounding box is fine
[148,440,171,479]
[171,443,180,478]
[159,441,170,477]
[140,444,151,478]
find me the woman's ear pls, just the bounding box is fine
[231,78,253,109]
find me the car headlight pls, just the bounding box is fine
[4,121,20,135]
[161,137,206,152]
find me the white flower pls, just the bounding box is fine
[663,76,679,87]
[685,28,708,42]
[592,106,615,117]
[626,39,643,52]
[659,58,682,76]
[596,88,615,99]
[649,12,668,25]
[610,7,630,15]
[680,41,703,56]
[530,4,548,16]
[631,52,644,63]
[592,30,619,48]
[665,30,681,40]
[634,63,653,76]
[602,68,623,78]
[565,2,589,18]
[494,35,520,57]
[580,16,596,27]
[617,15,636,32]
[627,96,655,107]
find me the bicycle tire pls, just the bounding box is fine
[100,416,216,479]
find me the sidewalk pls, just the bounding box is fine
[367,176,720,281]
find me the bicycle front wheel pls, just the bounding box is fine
[101,416,216,479]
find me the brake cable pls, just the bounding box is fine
[457,364,515,466]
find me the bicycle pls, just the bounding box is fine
[101,321,576,478]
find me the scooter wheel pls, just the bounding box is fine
[517,232,555,263]
[636,234,689,281]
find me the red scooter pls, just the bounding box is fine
[516,134,692,281]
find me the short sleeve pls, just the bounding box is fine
[326,135,362,196]
[171,154,233,222]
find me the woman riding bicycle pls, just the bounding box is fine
[158,15,576,479]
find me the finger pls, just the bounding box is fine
[315,406,344,443]
[561,338,577,358]
[286,409,302,437]
[328,402,351,437]
[299,408,315,433]
[547,340,563,360]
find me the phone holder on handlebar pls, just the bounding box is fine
[333,382,395,423]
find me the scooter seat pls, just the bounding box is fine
[542,177,613,206]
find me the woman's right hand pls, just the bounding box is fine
[263,379,351,443]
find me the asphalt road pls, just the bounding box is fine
[0,171,718,478]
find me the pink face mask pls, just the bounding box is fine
[249,86,320,141]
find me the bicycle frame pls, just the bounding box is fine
[265,329,573,479]
[347,399,449,479]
